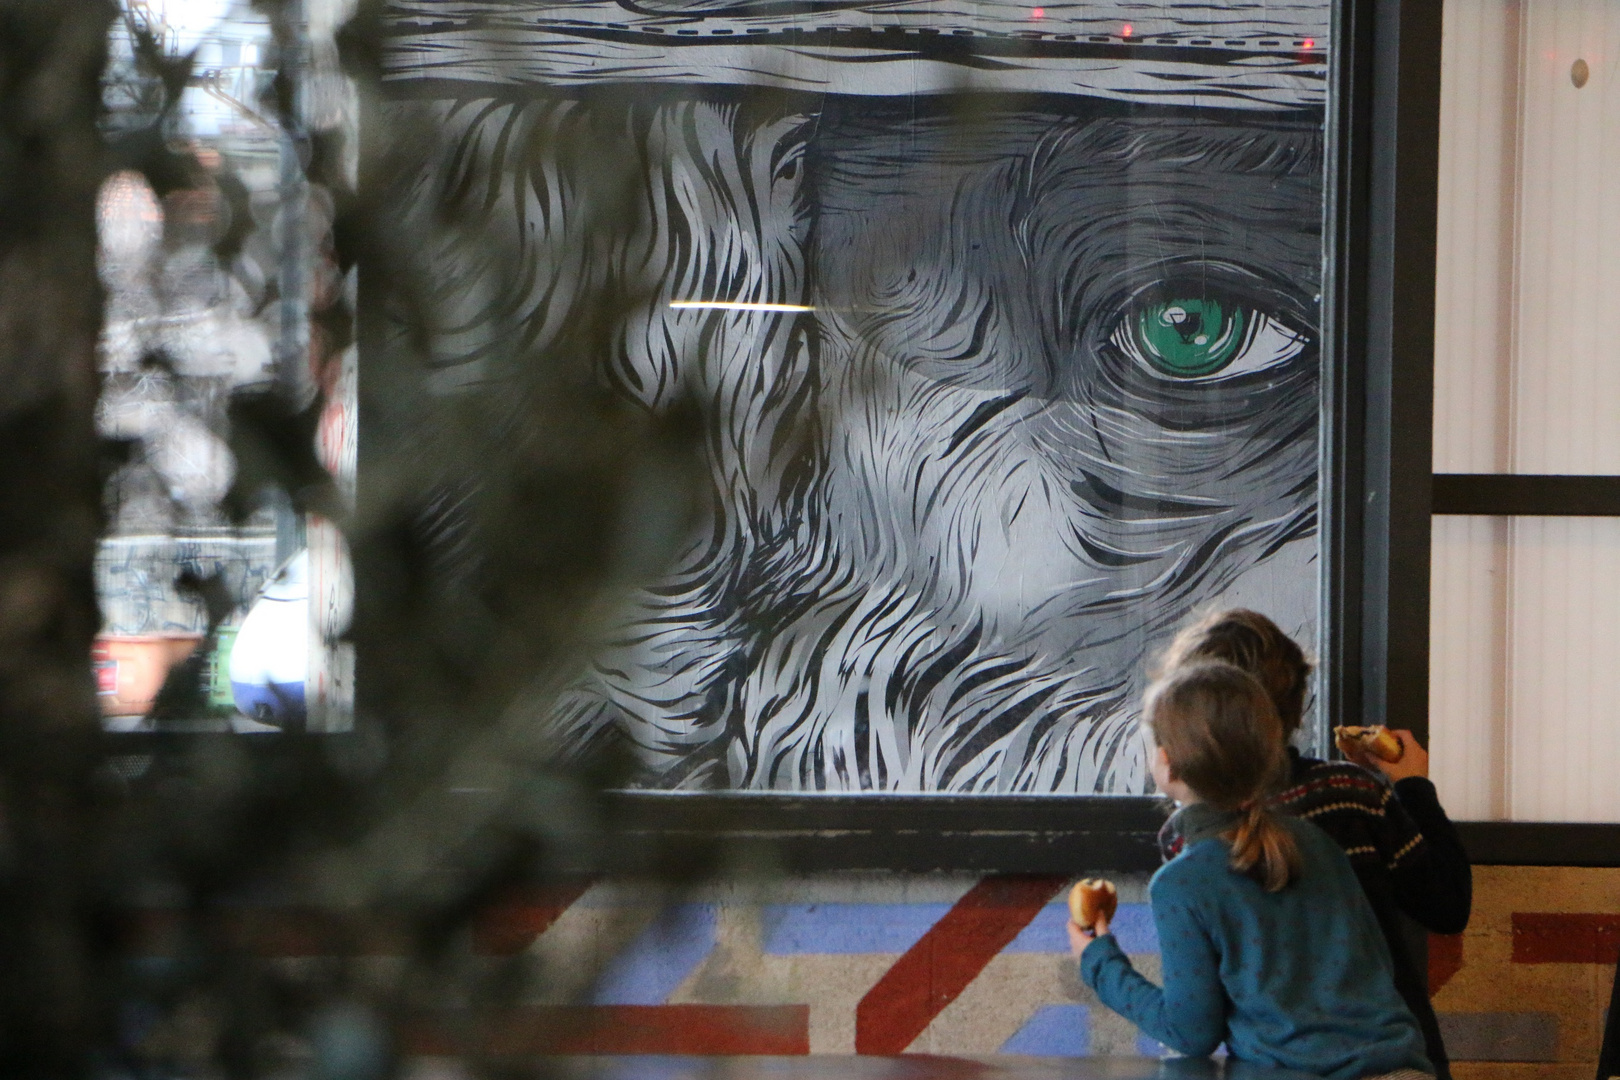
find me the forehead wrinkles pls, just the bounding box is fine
[1016,118,1324,342]
[808,110,1323,388]
[813,148,1036,392]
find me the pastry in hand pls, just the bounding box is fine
[1333,725,1404,763]
[1068,878,1118,931]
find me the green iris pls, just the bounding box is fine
[1129,298,1248,378]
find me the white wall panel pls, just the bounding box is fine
[1428,516,1509,819]
[1506,518,1620,822]
[1431,0,1620,821]
[1434,0,1519,474]
[1512,1,1620,473]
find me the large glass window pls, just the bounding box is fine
[370,1,1333,791]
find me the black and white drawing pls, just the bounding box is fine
[379,1,1331,792]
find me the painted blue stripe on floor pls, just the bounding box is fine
[761,900,1160,958]
[591,903,717,1005]
[1006,902,1159,954]
[1001,1004,1090,1056]
[761,903,951,955]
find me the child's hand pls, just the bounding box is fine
[1342,728,1429,782]
[1378,730,1428,781]
[1067,910,1111,959]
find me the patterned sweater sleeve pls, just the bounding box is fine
[1388,777,1472,934]
[1279,760,1471,936]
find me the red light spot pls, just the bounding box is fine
[1303,37,1315,49]
[1031,6,1044,18]
[1122,22,1133,37]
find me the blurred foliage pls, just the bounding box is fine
[0,0,720,1076]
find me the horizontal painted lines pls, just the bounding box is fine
[1000,1004,1089,1055]
[1511,912,1620,963]
[1428,932,1463,994]
[764,903,950,955]
[473,882,593,955]
[130,907,408,958]
[592,903,718,1005]
[129,883,594,959]
[1436,1012,1559,1063]
[762,900,1158,956]
[404,1004,809,1056]
[668,300,813,312]
[855,874,1066,1054]
[1007,901,1158,954]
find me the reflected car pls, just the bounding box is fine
[229,549,307,729]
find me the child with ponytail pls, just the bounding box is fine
[1072,662,1432,1080]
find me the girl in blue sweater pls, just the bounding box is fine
[1071,662,1433,1080]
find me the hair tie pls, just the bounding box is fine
[1238,798,1261,814]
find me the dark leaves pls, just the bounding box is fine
[222,389,340,523]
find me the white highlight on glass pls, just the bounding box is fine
[669,300,815,312]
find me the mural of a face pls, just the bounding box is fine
[379,6,1328,793]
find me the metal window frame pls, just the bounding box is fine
[1433,475,1620,516]
[554,0,1457,874]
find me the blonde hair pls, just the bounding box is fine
[1144,661,1301,891]
[1157,608,1313,738]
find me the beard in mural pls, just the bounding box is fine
[391,88,1323,792]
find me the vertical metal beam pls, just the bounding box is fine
[275,0,310,566]
[1359,0,1443,742]
[0,4,116,1071]
[1321,0,1373,745]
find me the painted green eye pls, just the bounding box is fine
[1110,292,1306,382]
[1130,299,1246,377]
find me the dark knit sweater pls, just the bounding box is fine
[1273,750,1471,1080]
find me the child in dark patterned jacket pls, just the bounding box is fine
[1156,608,1471,1080]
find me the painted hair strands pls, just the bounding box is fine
[1145,661,1301,891]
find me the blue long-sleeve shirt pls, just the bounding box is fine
[1081,805,1431,1080]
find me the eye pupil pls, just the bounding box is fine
[1132,298,1245,377]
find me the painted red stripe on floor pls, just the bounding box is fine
[1428,932,1463,995]
[404,1005,809,1055]
[128,883,591,959]
[855,874,1066,1054]
[472,882,592,955]
[226,909,406,956]
[1512,913,1620,964]
[131,908,410,957]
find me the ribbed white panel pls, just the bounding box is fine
[1506,518,1620,822]
[1433,0,1520,474]
[1428,516,1509,819]
[1432,0,1620,822]
[1512,0,1620,473]
[1430,0,1518,820]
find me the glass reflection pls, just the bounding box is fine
[95,0,323,732]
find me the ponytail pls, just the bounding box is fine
[1144,661,1302,892]
[1224,801,1301,892]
